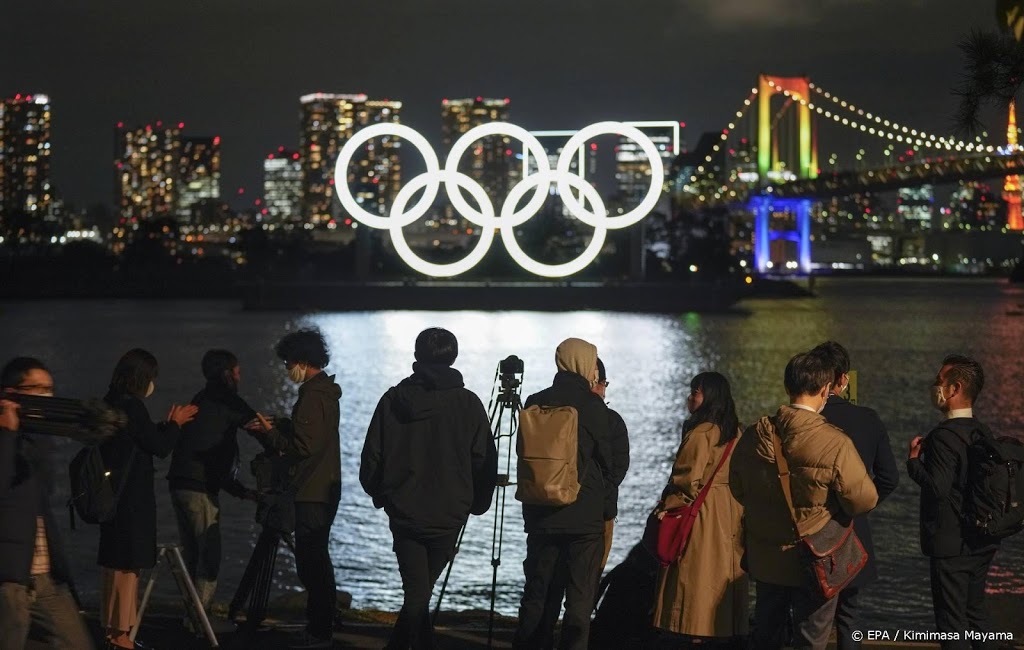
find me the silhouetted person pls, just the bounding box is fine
[167,349,259,630]
[513,338,612,650]
[361,327,498,650]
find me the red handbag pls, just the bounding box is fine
[656,437,737,567]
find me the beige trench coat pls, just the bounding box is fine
[653,422,749,638]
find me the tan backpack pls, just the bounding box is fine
[515,404,580,506]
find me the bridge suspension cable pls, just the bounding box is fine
[689,86,760,189]
[802,82,997,153]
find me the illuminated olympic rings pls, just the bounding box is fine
[333,121,664,278]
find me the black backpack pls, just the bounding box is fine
[68,444,136,528]
[958,427,1024,540]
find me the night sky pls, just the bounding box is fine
[2,0,1002,210]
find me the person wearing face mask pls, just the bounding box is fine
[246,328,341,650]
[0,357,95,650]
[812,341,900,650]
[166,350,259,633]
[730,350,877,650]
[907,354,999,650]
[513,338,613,650]
[99,348,198,650]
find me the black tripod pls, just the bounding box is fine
[431,355,524,648]
[228,526,295,629]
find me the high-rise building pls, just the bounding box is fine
[615,122,684,206]
[298,93,367,225]
[897,185,934,231]
[0,93,53,226]
[177,136,221,219]
[115,121,182,222]
[441,98,516,205]
[263,147,302,224]
[347,100,402,219]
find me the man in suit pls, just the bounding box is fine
[908,354,1000,650]
[813,342,900,650]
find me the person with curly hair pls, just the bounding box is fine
[247,328,342,649]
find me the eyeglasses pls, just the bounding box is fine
[599,380,609,387]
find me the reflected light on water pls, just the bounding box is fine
[0,278,1021,629]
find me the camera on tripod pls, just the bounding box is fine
[496,355,524,407]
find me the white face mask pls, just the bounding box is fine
[931,385,947,411]
[288,364,307,384]
[144,381,155,398]
[817,384,831,413]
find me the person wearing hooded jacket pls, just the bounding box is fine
[360,327,498,650]
[247,328,342,650]
[513,337,612,650]
[730,350,877,650]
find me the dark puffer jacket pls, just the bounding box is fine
[360,362,498,536]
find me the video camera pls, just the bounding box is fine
[5,394,125,444]
[495,355,524,407]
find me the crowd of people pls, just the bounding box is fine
[0,326,1011,650]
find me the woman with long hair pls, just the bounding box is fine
[653,372,748,648]
[98,349,196,650]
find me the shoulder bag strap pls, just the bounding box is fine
[690,437,738,511]
[771,429,802,540]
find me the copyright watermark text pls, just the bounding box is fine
[852,630,1014,643]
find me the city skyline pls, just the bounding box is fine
[2,0,1005,211]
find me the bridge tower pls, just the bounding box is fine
[1005,100,1024,230]
[757,75,818,180]
[752,74,817,274]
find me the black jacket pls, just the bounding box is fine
[98,391,180,570]
[252,372,342,504]
[167,381,256,497]
[521,371,612,536]
[907,416,1000,558]
[0,430,73,586]
[360,362,498,537]
[821,394,899,586]
[604,408,630,521]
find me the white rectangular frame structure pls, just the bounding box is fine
[523,120,681,180]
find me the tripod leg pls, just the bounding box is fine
[130,548,165,643]
[251,532,279,627]
[230,528,272,622]
[168,545,220,647]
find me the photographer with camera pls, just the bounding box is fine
[246,328,341,650]
[0,357,94,650]
[167,349,260,633]
[360,327,498,650]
